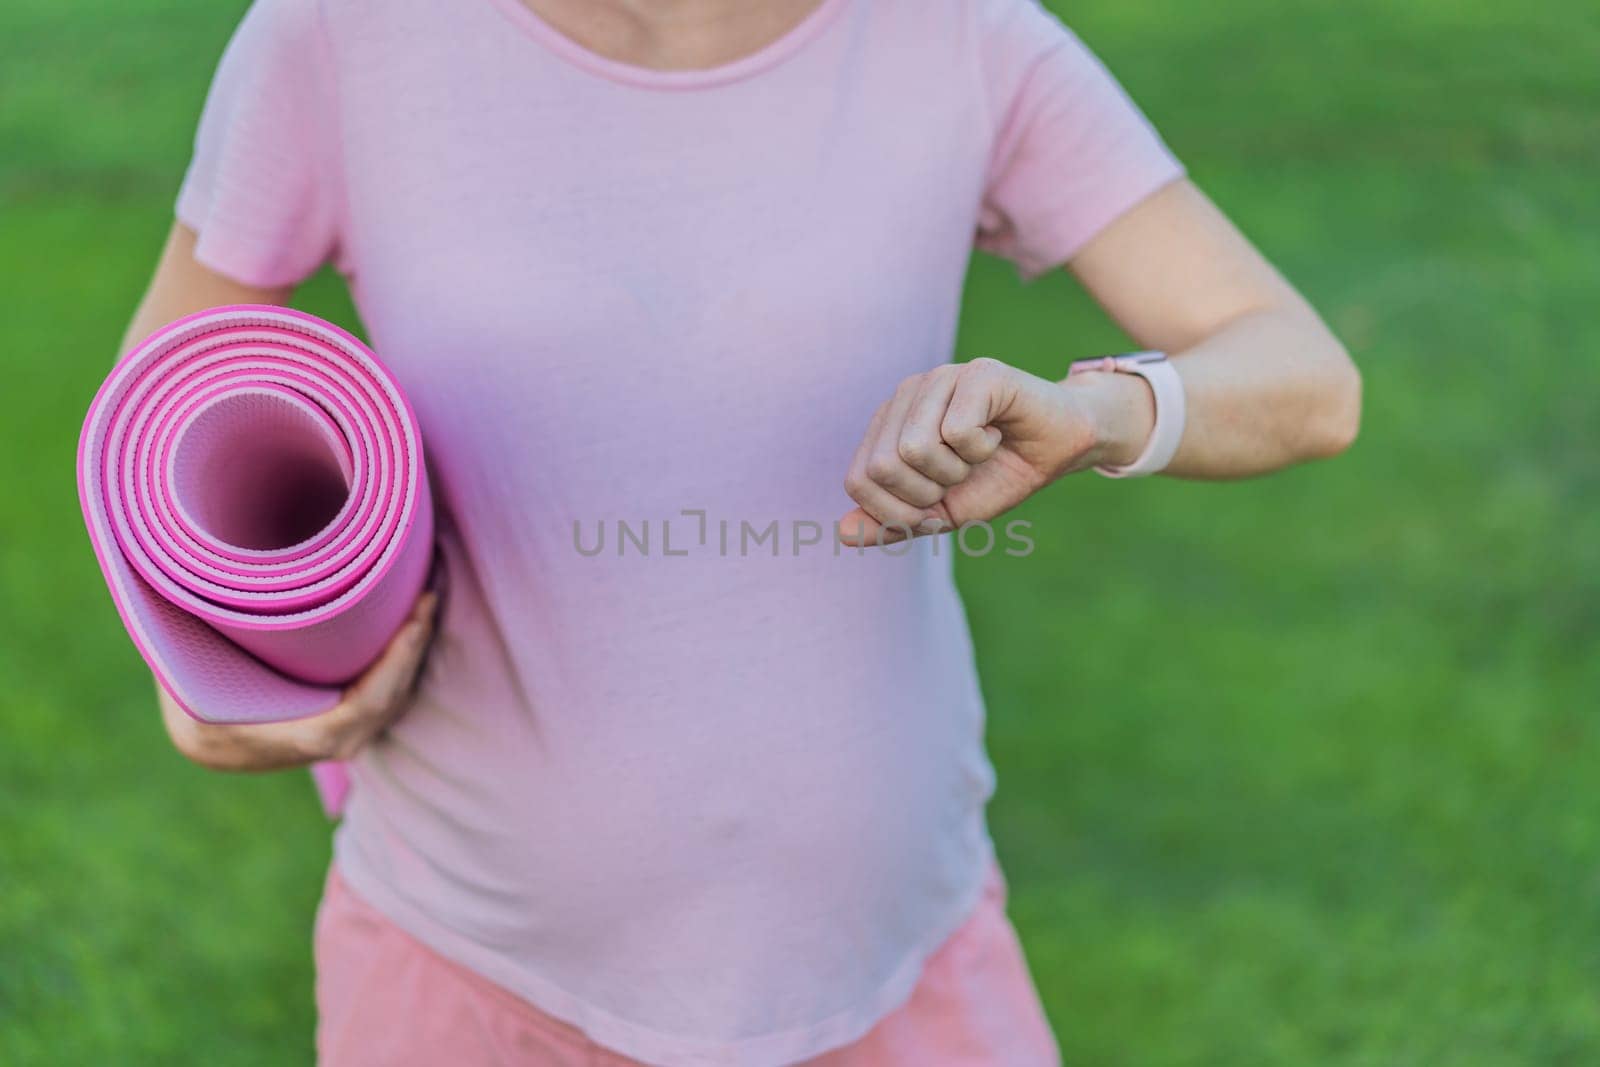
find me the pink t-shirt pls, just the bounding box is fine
[177,0,1181,1063]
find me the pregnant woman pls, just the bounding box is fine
[126,0,1360,1063]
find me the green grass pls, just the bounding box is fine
[3,1,1598,1064]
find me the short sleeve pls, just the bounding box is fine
[176,0,342,288]
[976,0,1184,278]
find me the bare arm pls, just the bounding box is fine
[1067,178,1360,477]
[840,179,1361,542]
[127,222,436,771]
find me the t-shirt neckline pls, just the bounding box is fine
[484,0,848,91]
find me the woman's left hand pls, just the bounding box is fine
[838,358,1155,546]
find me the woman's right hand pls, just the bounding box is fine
[160,592,439,771]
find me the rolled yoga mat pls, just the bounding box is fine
[77,306,434,817]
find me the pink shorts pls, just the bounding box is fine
[314,863,1060,1066]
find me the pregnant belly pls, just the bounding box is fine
[342,522,994,970]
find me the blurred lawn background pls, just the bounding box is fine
[3,0,1599,1063]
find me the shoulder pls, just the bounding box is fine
[212,0,335,78]
[202,0,341,105]
[964,0,1072,37]
[235,0,328,39]
[970,0,1079,61]
[889,0,1081,94]
[859,0,1074,79]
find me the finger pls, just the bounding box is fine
[845,472,933,530]
[846,431,933,526]
[863,377,947,510]
[836,504,953,548]
[898,367,972,486]
[345,592,438,714]
[845,387,935,527]
[837,506,893,547]
[844,396,892,500]
[836,506,915,547]
[941,359,1008,465]
[408,589,440,627]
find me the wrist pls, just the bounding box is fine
[1060,370,1156,470]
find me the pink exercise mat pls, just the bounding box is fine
[77,306,434,817]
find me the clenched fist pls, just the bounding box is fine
[838,358,1154,546]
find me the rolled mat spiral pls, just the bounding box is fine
[77,305,434,817]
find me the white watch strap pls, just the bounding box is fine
[1067,352,1186,478]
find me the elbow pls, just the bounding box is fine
[1303,345,1362,460]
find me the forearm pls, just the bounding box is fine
[1061,180,1361,480]
[159,685,330,771]
[1069,302,1360,480]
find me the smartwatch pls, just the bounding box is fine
[1066,351,1185,478]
